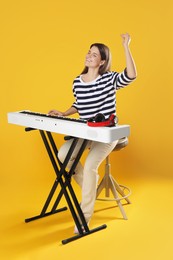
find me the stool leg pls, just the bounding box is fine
[96,156,131,220]
[96,158,111,198]
[111,177,131,204]
[105,160,111,197]
[108,177,128,220]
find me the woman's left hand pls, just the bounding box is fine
[121,33,131,47]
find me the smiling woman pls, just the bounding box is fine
[48,34,137,233]
[1,0,173,257]
[82,44,111,81]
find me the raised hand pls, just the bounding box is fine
[121,33,131,47]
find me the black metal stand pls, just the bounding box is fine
[24,129,107,244]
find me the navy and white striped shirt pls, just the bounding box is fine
[72,69,136,120]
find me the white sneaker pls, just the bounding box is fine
[74,223,89,234]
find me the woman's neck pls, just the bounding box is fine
[82,69,100,83]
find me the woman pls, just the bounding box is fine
[48,33,137,233]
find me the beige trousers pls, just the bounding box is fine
[58,138,118,223]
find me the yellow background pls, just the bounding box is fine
[0,0,173,259]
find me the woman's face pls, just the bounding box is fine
[85,46,104,69]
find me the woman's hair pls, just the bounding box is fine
[81,43,112,75]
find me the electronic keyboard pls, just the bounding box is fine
[7,110,130,143]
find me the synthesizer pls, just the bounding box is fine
[7,111,130,143]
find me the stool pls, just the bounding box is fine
[96,137,131,220]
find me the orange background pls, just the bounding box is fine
[0,0,173,259]
[1,0,173,180]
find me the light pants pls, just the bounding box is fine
[58,138,118,223]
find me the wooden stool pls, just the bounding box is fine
[96,137,131,220]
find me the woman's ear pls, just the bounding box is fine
[100,60,105,66]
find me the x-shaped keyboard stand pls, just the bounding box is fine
[24,129,106,244]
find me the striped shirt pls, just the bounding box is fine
[72,69,136,120]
